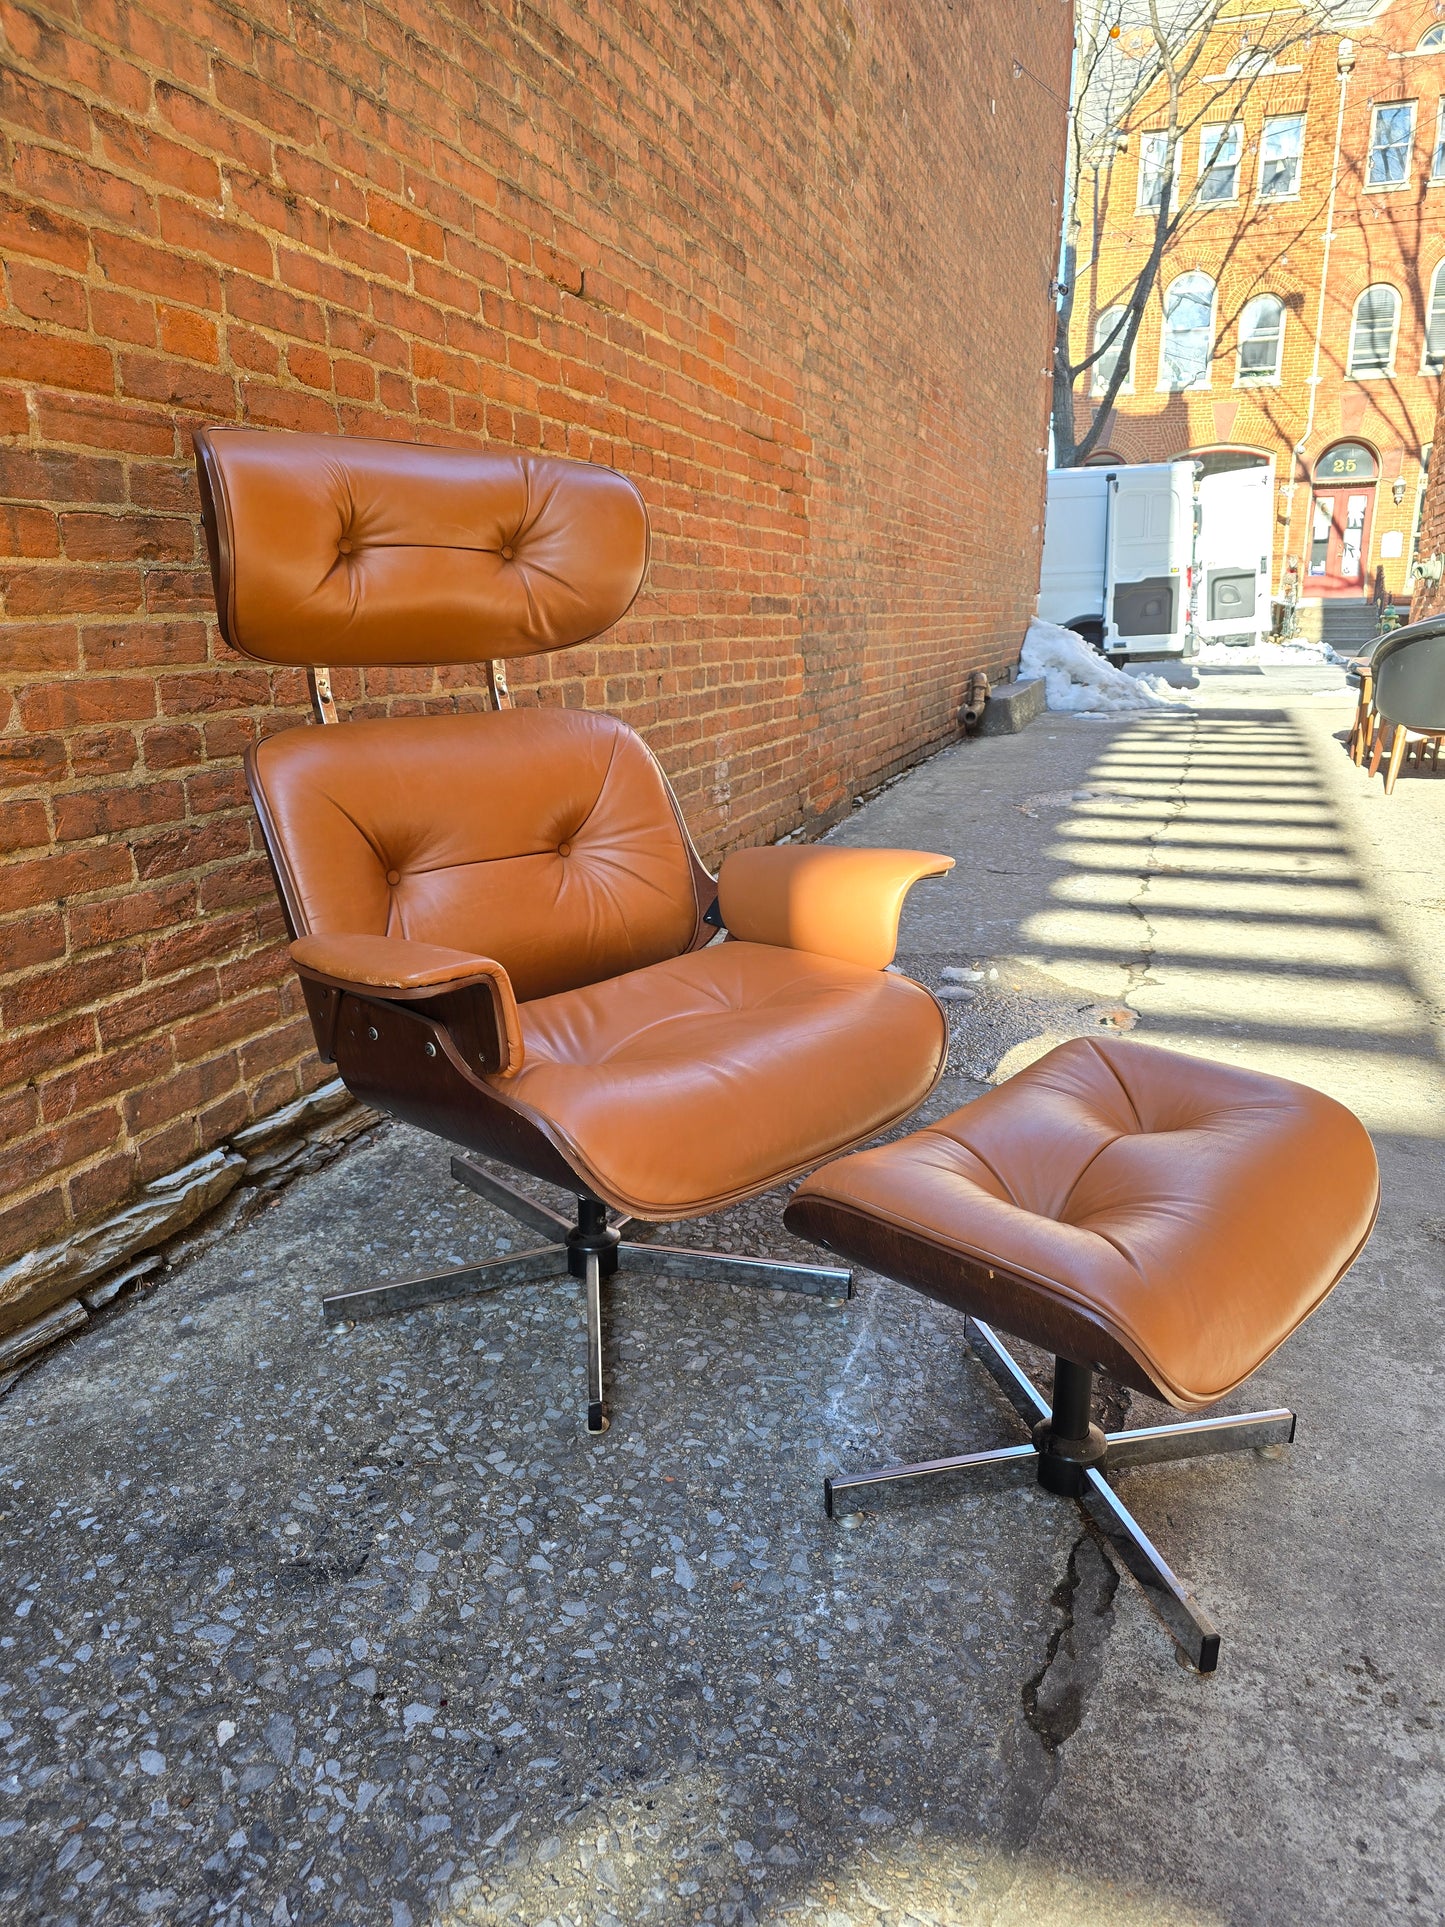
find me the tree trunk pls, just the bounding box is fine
[1052,305,1077,469]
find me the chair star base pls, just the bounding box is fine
[320,1154,853,1434]
[823,1318,1295,1674]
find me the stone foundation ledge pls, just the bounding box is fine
[0,1080,379,1391]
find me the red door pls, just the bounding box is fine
[1305,485,1374,595]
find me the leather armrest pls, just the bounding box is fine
[716,846,955,971]
[289,933,524,1077]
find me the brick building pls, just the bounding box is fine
[0,2,1070,1334]
[1071,0,1445,640]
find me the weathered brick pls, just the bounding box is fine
[122,1052,238,1135]
[0,1107,121,1199]
[0,842,134,917]
[1,946,144,1027]
[93,229,221,311]
[35,392,178,455]
[0,189,89,271]
[0,797,51,854]
[0,324,113,394]
[7,261,89,331]
[0,908,66,973]
[97,966,219,1049]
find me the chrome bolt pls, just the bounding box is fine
[366,1026,379,1042]
[423,1041,437,1058]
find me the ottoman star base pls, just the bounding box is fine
[825,1315,1295,1673]
[785,1037,1380,1674]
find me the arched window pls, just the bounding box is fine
[1425,261,1445,371]
[1313,442,1378,484]
[1091,306,1134,395]
[1237,296,1285,382]
[1419,25,1445,49]
[1348,285,1400,376]
[1159,272,1216,390]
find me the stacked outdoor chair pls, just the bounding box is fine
[1361,615,1445,791]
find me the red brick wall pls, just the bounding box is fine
[0,0,1068,1296]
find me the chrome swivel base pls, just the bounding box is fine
[824,1317,1295,1673]
[321,1153,852,1435]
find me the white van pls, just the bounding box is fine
[1037,460,1197,658]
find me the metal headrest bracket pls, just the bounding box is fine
[308,667,339,726]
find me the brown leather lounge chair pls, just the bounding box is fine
[193,427,954,1432]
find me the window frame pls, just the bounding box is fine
[1158,271,1217,392]
[1236,295,1286,385]
[1432,97,1445,180]
[1424,261,1445,372]
[1420,26,1445,51]
[1091,306,1135,397]
[1347,284,1401,378]
[1366,100,1417,189]
[1137,130,1180,214]
[1258,113,1305,200]
[1197,121,1244,204]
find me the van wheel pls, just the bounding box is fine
[1067,619,1106,654]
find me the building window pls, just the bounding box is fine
[1433,99,1445,178]
[1367,102,1416,186]
[1199,123,1242,202]
[1348,285,1400,376]
[1419,26,1445,50]
[1237,296,1285,383]
[1259,115,1305,198]
[1138,131,1176,212]
[1314,441,1379,484]
[1159,272,1216,389]
[1425,262,1445,370]
[1091,307,1134,395]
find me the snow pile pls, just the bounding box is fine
[1019,619,1190,714]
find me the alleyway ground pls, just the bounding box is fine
[1,660,1441,1925]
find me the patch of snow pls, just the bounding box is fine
[1134,671,1190,700]
[1192,638,1333,665]
[1019,620,1190,714]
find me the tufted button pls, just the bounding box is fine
[557,841,572,857]
[500,544,514,560]
[337,537,353,555]
[386,868,401,886]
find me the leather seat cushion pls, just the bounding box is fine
[495,943,948,1220]
[784,1037,1379,1409]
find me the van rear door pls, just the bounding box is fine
[1106,463,1191,655]
[1197,466,1272,646]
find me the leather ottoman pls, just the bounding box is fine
[785,1036,1380,1670]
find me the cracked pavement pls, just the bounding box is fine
[2,660,1442,1924]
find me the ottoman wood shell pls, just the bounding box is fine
[784,1037,1380,1671]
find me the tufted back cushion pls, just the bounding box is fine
[249,708,703,1002]
[194,427,649,666]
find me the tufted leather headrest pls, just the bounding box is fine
[193,427,650,665]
